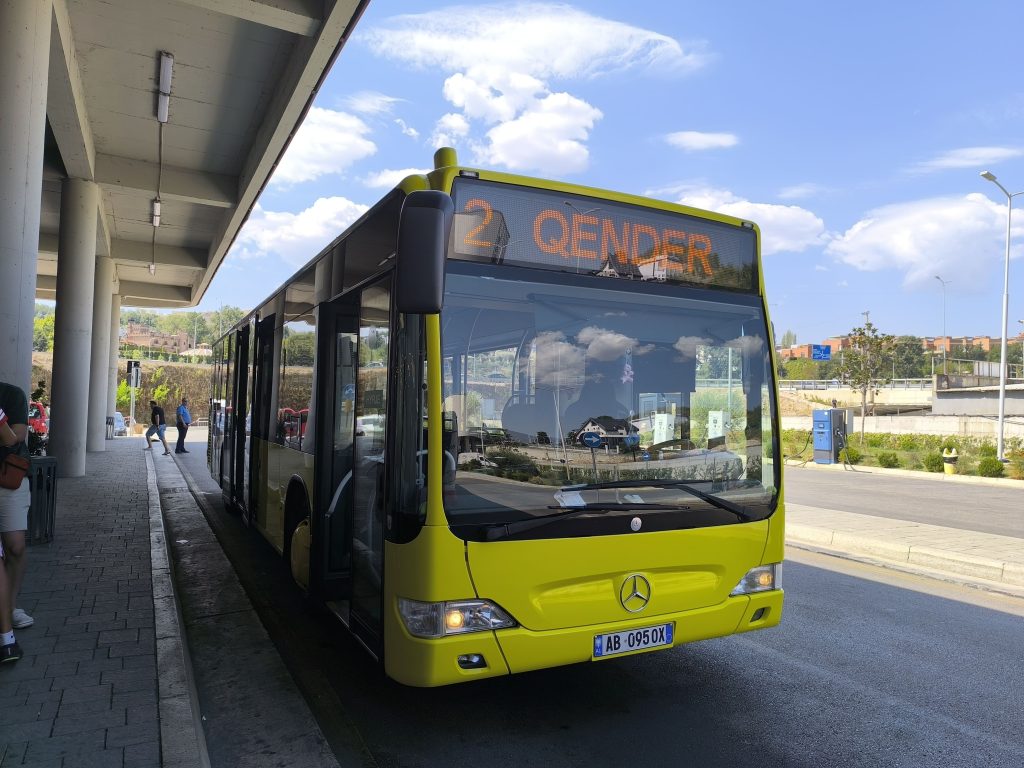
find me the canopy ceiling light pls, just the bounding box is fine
[157,51,174,123]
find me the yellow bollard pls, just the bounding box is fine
[942,447,958,475]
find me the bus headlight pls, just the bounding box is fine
[730,564,781,596]
[398,598,517,639]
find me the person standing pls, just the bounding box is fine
[144,399,171,456]
[1,380,33,662]
[175,397,192,454]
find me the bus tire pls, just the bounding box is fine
[284,480,311,591]
[289,518,311,592]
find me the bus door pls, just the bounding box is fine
[315,276,392,654]
[230,324,250,513]
[248,315,275,527]
[219,333,235,496]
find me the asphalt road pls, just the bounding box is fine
[174,440,1024,768]
[784,464,1024,538]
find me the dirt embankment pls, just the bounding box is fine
[32,352,212,424]
[778,390,816,416]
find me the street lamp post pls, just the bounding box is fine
[980,170,1023,461]
[934,275,950,374]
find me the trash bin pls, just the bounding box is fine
[942,447,958,475]
[105,415,115,440]
[27,456,58,545]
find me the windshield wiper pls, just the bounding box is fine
[483,502,690,541]
[561,480,756,522]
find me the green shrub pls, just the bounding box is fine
[865,433,889,448]
[895,434,920,451]
[839,445,862,465]
[977,457,1005,478]
[922,453,944,472]
[941,437,959,452]
[1006,449,1024,480]
[977,443,998,458]
[877,451,900,468]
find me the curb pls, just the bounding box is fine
[786,525,1024,597]
[145,451,211,768]
[783,458,1024,489]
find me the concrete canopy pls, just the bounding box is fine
[37,0,368,308]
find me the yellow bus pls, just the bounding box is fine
[209,147,783,687]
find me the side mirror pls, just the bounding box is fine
[395,190,454,314]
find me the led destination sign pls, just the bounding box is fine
[450,177,758,291]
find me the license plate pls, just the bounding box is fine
[593,623,674,658]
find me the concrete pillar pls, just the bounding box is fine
[107,293,121,420]
[87,257,114,451]
[0,0,53,391]
[50,178,99,477]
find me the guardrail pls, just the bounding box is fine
[779,378,932,390]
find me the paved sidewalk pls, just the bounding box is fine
[0,438,200,767]
[787,503,1024,593]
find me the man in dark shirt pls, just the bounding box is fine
[144,399,171,455]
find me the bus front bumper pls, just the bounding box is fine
[386,590,782,686]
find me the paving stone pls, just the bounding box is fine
[106,720,160,748]
[123,740,160,768]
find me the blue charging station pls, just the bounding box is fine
[812,408,848,464]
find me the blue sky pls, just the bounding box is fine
[198,1,1024,347]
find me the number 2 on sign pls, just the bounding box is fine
[463,199,494,247]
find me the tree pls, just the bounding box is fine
[781,358,820,380]
[891,336,926,378]
[837,322,895,442]
[780,329,797,348]
[33,314,55,351]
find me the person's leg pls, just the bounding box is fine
[0,542,18,662]
[175,423,187,452]
[0,550,12,633]
[2,530,27,625]
[159,425,171,454]
[144,424,156,448]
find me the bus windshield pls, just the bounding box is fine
[440,262,778,541]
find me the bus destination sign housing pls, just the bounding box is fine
[449,177,758,291]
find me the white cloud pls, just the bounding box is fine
[913,146,1024,172]
[270,108,376,186]
[231,198,369,267]
[394,118,419,139]
[343,91,402,115]
[361,168,431,189]
[479,92,602,174]
[361,4,704,79]
[363,3,704,174]
[665,131,738,151]
[431,112,471,149]
[824,193,1022,288]
[672,186,827,256]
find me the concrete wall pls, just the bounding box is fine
[932,387,1024,417]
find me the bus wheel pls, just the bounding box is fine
[289,518,311,591]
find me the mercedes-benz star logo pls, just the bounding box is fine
[619,574,651,613]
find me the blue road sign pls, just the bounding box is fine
[641,451,651,461]
[811,344,832,361]
[623,433,640,448]
[580,431,603,449]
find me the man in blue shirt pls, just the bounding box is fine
[175,397,192,454]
